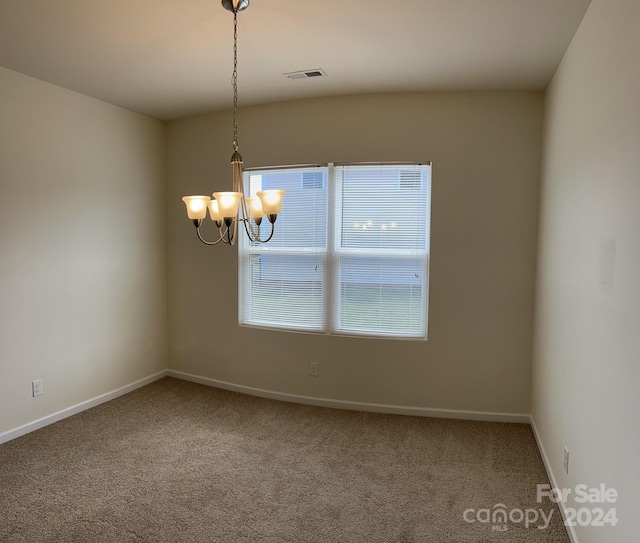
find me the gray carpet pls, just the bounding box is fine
[0,377,569,542]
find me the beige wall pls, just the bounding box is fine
[167,92,543,414]
[533,1,640,541]
[0,67,167,435]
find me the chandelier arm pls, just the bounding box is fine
[241,218,275,243]
[196,225,228,246]
[239,198,271,242]
[239,195,259,239]
[257,221,276,243]
[225,215,238,245]
[194,220,235,245]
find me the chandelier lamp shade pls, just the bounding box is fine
[181,0,285,246]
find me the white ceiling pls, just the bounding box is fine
[0,0,591,121]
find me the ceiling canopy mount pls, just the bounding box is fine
[221,0,250,14]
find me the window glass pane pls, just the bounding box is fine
[338,256,424,336]
[240,253,324,331]
[338,164,429,251]
[245,168,327,249]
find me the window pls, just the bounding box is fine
[239,163,431,339]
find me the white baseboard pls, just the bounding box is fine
[0,368,530,445]
[0,370,168,445]
[168,370,530,423]
[530,415,579,543]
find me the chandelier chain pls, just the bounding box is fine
[232,11,239,152]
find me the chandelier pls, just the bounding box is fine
[181,0,285,246]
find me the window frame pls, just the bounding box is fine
[239,162,431,340]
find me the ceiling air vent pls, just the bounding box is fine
[283,68,327,80]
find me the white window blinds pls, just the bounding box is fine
[239,163,431,339]
[334,164,430,337]
[239,166,327,331]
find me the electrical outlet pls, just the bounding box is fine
[563,447,569,474]
[32,379,43,397]
[308,361,318,377]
